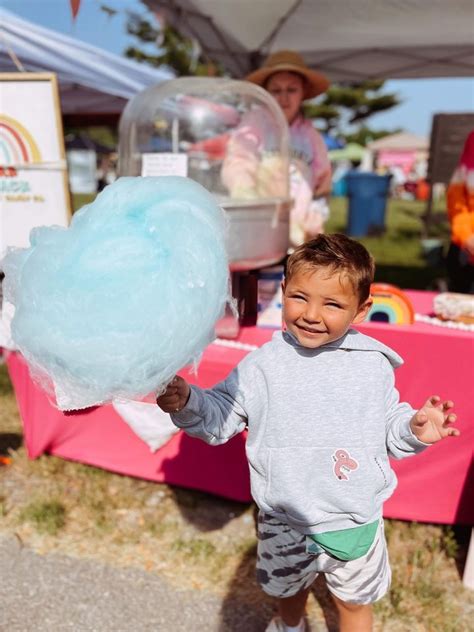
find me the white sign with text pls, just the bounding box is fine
[141,153,188,178]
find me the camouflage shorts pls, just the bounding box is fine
[256,512,391,604]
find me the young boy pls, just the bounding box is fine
[157,234,459,632]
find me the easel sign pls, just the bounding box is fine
[0,73,71,257]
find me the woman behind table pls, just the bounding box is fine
[446,129,474,293]
[221,50,332,247]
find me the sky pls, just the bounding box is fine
[4,0,474,138]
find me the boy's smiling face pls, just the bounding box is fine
[282,266,372,349]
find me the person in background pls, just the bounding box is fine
[446,129,474,293]
[222,50,332,247]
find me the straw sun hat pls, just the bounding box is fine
[246,50,330,100]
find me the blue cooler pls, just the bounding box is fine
[346,173,392,236]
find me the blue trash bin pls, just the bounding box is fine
[346,173,392,237]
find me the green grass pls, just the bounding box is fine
[19,499,66,535]
[72,193,96,212]
[172,537,217,559]
[0,363,14,396]
[327,196,450,289]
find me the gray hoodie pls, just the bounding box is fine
[172,329,428,535]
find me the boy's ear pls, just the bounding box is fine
[281,280,286,293]
[352,297,373,324]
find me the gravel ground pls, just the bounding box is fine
[1,534,274,632]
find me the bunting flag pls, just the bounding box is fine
[70,0,81,20]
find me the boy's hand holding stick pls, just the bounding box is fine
[157,376,190,413]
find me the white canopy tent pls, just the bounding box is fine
[144,0,474,81]
[0,8,174,123]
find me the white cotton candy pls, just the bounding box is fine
[2,176,230,410]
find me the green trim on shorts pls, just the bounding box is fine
[307,520,379,561]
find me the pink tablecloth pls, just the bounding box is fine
[6,291,474,525]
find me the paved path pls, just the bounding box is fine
[1,534,272,631]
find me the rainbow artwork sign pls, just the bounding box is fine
[1,73,71,253]
[0,114,41,166]
[367,283,415,325]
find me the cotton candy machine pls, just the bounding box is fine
[118,77,292,334]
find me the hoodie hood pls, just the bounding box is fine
[279,328,403,369]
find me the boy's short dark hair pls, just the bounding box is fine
[285,234,375,304]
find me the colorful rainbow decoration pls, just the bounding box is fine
[367,283,414,324]
[0,114,41,166]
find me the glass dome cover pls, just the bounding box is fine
[118,77,292,270]
[118,77,290,200]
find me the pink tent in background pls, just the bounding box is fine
[368,132,429,176]
[378,150,418,175]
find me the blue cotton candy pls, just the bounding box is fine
[2,176,230,410]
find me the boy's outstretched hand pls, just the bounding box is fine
[156,376,190,413]
[410,396,460,444]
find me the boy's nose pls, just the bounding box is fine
[303,306,321,323]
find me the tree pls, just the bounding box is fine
[304,80,401,144]
[343,125,402,147]
[124,10,219,76]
